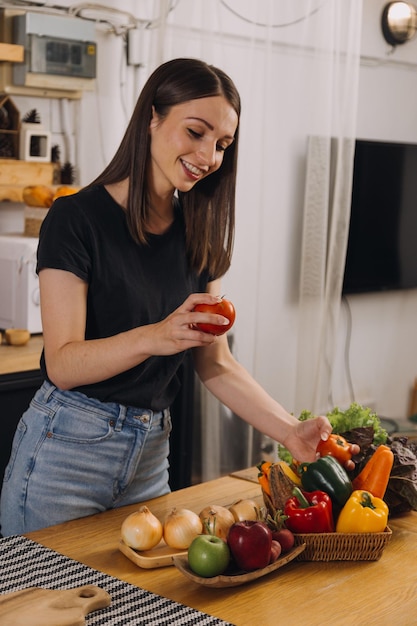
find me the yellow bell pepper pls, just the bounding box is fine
[257,460,301,496]
[277,461,302,486]
[336,490,388,533]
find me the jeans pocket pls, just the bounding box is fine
[48,402,113,444]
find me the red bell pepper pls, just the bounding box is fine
[284,487,335,533]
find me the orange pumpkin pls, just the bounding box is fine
[22,185,54,208]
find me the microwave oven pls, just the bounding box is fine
[0,234,42,333]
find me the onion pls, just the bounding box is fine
[121,505,163,551]
[199,504,235,540]
[163,508,203,549]
[229,498,260,522]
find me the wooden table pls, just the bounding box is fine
[26,472,417,626]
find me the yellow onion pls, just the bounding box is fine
[199,504,235,540]
[121,505,163,551]
[163,507,203,549]
[228,498,260,522]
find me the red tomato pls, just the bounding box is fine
[193,298,236,335]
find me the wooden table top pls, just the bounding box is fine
[0,334,43,375]
[25,471,417,626]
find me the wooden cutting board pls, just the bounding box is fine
[0,585,111,626]
[229,466,259,484]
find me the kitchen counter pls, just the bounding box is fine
[0,333,43,375]
[25,471,417,626]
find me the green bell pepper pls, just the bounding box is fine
[299,455,352,510]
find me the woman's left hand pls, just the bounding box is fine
[285,416,360,471]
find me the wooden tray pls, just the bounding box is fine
[172,543,306,588]
[119,539,188,569]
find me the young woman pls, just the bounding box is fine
[0,58,350,536]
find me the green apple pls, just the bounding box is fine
[187,534,230,578]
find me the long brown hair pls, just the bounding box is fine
[89,58,241,278]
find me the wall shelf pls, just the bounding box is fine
[0,10,83,99]
[0,159,60,202]
[0,42,23,63]
[0,95,19,159]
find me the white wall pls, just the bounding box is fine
[333,0,417,419]
[1,0,416,422]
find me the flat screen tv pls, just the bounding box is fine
[342,138,417,295]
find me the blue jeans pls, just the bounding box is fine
[0,381,172,536]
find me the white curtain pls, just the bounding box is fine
[294,4,362,415]
[146,0,363,479]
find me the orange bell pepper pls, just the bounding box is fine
[257,460,272,496]
[352,444,394,499]
[316,433,352,466]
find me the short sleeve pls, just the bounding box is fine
[36,195,93,282]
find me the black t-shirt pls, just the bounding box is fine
[37,185,209,409]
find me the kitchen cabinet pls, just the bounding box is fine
[0,335,43,497]
[0,368,43,488]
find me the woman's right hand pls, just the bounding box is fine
[40,273,229,390]
[148,293,230,355]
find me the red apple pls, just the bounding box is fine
[227,521,272,571]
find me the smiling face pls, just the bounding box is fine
[148,96,238,197]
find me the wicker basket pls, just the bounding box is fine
[261,471,392,562]
[292,527,392,561]
[24,207,49,237]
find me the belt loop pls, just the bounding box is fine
[114,405,127,432]
[162,408,169,429]
[42,380,56,402]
